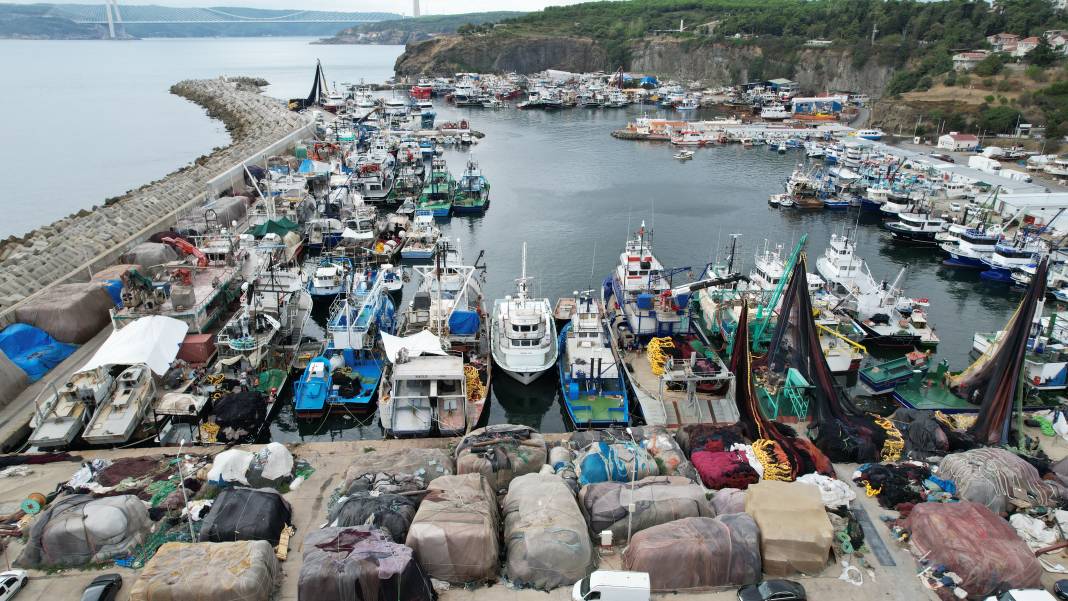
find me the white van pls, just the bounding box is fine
[572,571,651,601]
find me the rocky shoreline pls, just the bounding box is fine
[0,77,309,310]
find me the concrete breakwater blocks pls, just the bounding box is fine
[0,77,310,309]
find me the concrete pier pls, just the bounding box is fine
[0,77,313,314]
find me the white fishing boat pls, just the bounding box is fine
[82,364,156,445]
[491,243,557,385]
[674,150,695,160]
[400,209,440,261]
[816,232,865,291]
[28,367,116,449]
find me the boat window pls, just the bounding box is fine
[396,380,430,396]
[438,379,461,394]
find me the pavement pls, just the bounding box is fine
[0,436,971,601]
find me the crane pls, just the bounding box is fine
[750,234,808,353]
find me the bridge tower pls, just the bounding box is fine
[104,0,124,39]
[412,0,420,17]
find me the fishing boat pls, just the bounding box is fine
[855,128,885,141]
[857,352,930,396]
[940,226,1001,268]
[816,231,864,291]
[674,150,695,160]
[307,255,352,300]
[28,366,116,449]
[491,243,557,385]
[760,103,790,120]
[602,223,737,427]
[400,209,440,261]
[557,292,630,427]
[885,212,946,245]
[980,234,1046,283]
[379,241,491,437]
[82,364,156,445]
[294,269,396,417]
[453,158,491,215]
[418,157,455,218]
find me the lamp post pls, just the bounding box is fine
[176,439,196,542]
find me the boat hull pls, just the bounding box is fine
[942,253,987,268]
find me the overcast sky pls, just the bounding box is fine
[13,0,592,13]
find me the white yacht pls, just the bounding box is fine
[82,364,156,445]
[491,244,557,385]
[816,232,864,291]
[760,103,790,120]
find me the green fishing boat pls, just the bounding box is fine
[418,156,455,217]
[452,158,491,215]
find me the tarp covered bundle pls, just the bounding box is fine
[745,480,832,576]
[0,351,29,408]
[406,473,500,584]
[15,282,116,344]
[176,196,248,236]
[299,527,434,601]
[129,541,279,601]
[940,448,1062,514]
[623,515,762,591]
[123,242,179,267]
[250,217,300,239]
[961,258,1048,445]
[628,425,699,481]
[456,424,547,493]
[198,487,292,545]
[579,475,714,540]
[890,408,950,457]
[905,502,1043,597]
[16,494,151,568]
[711,488,747,515]
[0,323,76,382]
[502,473,592,590]
[763,262,885,464]
[575,441,658,486]
[328,493,417,543]
[79,315,188,376]
[341,447,454,495]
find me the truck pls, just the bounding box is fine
[573,571,651,601]
[969,154,1003,175]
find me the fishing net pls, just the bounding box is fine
[959,259,1049,445]
[852,462,932,509]
[456,424,547,493]
[212,391,266,442]
[129,541,279,601]
[340,448,454,495]
[745,480,833,576]
[579,475,715,540]
[405,473,500,584]
[328,493,417,543]
[575,441,658,485]
[763,259,885,463]
[711,488,747,515]
[502,473,593,590]
[676,423,751,455]
[890,408,950,457]
[905,502,1043,598]
[691,450,760,490]
[622,515,762,591]
[299,527,434,601]
[628,425,699,481]
[940,447,1062,514]
[16,494,152,568]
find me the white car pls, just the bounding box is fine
[0,570,28,601]
[950,202,962,212]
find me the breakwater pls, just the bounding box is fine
[0,77,311,313]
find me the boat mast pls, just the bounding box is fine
[516,242,529,303]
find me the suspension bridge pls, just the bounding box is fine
[43,3,400,38]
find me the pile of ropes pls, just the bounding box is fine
[872,415,904,462]
[646,337,674,376]
[465,365,485,402]
[752,439,794,482]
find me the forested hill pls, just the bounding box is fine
[318,11,524,45]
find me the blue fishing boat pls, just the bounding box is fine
[307,256,353,300]
[980,236,1044,283]
[940,227,1000,269]
[558,294,630,427]
[293,357,332,415]
[294,270,397,417]
[821,195,850,210]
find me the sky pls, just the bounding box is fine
[16,0,593,13]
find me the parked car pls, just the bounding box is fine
[930,152,955,163]
[986,590,1059,601]
[738,580,807,601]
[80,574,122,601]
[950,202,963,212]
[0,570,28,601]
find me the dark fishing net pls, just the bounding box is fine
[964,258,1048,445]
[853,463,932,509]
[764,258,885,463]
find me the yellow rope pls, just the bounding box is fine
[647,337,675,376]
[200,422,219,443]
[865,481,882,497]
[753,439,793,481]
[465,364,485,402]
[872,414,904,463]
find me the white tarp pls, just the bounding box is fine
[79,316,188,376]
[381,331,447,363]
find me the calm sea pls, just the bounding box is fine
[0,37,1021,441]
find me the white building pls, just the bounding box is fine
[937,132,980,151]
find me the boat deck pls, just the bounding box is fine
[553,297,577,322]
[893,384,977,412]
[568,394,628,425]
[625,348,738,426]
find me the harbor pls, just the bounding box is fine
[6,53,1068,601]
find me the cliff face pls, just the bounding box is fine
[396,34,898,97]
[394,35,608,76]
[629,39,896,96]
[317,29,432,45]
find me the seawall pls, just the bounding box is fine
[0,77,312,317]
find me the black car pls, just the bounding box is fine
[79,575,122,601]
[738,579,807,601]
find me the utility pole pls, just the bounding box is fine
[871,23,878,45]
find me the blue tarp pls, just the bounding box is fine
[577,441,656,486]
[640,76,659,87]
[99,279,123,308]
[0,324,77,382]
[297,159,331,175]
[448,310,480,337]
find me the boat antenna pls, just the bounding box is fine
[727,233,741,275]
[588,241,597,295]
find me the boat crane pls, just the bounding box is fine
[749,234,808,353]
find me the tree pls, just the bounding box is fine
[1030,37,1058,68]
[978,105,1023,134]
[1027,65,1049,82]
[974,54,1004,77]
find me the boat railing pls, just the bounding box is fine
[662,356,733,381]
